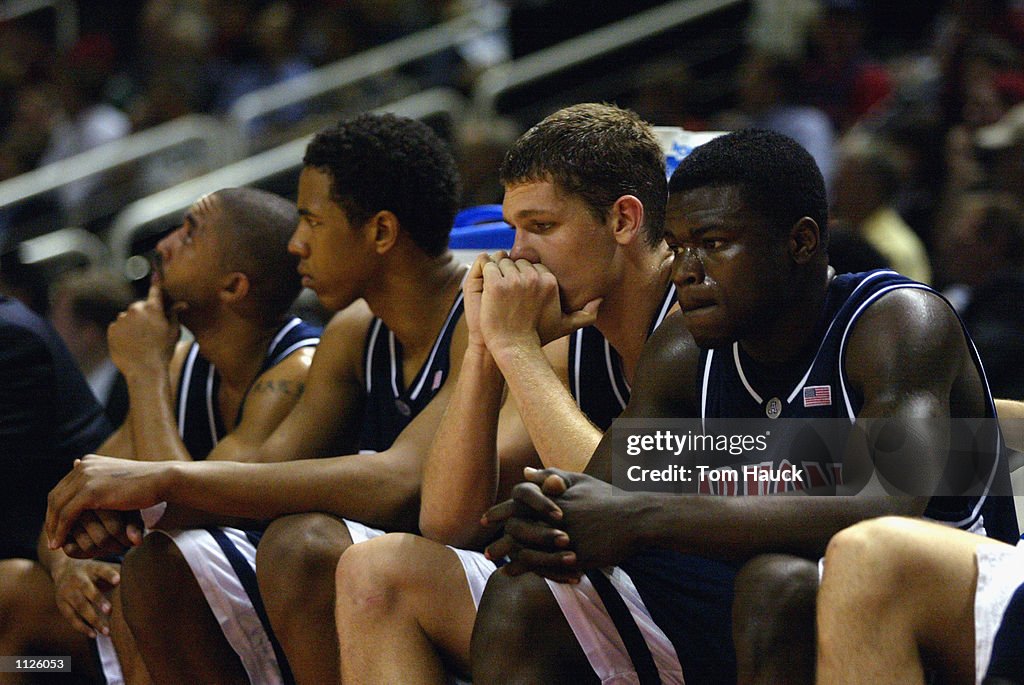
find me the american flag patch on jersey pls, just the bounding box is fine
[803,385,832,407]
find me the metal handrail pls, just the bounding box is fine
[0,115,241,212]
[107,88,468,262]
[472,0,746,117]
[17,227,108,268]
[105,140,307,263]
[228,11,496,137]
[1,0,78,50]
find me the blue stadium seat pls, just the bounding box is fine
[450,205,513,250]
[452,204,504,228]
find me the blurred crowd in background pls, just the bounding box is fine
[1,0,1023,411]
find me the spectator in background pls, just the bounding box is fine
[294,2,366,66]
[878,111,950,252]
[975,101,1024,203]
[746,0,821,60]
[0,250,49,315]
[719,49,836,191]
[937,190,1024,399]
[941,36,1024,204]
[453,115,520,207]
[445,0,511,87]
[38,35,131,225]
[0,20,64,232]
[504,0,665,58]
[825,219,892,275]
[127,0,212,129]
[0,20,56,174]
[626,59,712,133]
[933,0,1024,128]
[831,137,933,283]
[0,83,61,183]
[204,1,313,134]
[801,0,892,132]
[49,268,135,427]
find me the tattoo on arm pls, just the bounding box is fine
[251,379,306,399]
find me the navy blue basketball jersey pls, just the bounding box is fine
[697,269,1017,541]
[569,284,677,431]
[177,318,321,459]
[358,291,465,452]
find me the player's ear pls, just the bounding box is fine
[611,195,645,246]
[789,217,820,264]
[368,210,400,255]
[219,272,250,303]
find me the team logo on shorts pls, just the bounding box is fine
[765,397,782,419]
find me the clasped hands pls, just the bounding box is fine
[480,467,642,583]
[46,455,157,556]
[464,251,601,354]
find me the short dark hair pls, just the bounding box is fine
[215,187,302,323]
[669,129,829,244]
[303,113,461,257]
[50,268,134,326]
[841,143,902,204]
[499,103,667,247]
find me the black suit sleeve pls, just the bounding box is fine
[0,301,111,559]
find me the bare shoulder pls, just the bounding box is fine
[846,287,966,390]
[625,311,702,419]
[849,288,962,352]
[249,346,315,401]
[842,287,998,421]
[323,300,375,343]
[309,301,375,384]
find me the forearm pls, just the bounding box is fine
[162,452,421,530]
[493,343,601,472]
[125,372,189,461]
[420,345,504,545]
[635,493,926,561]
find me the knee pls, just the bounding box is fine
[733,554,818,649]
[733,555,818,684]
[734,554,818,622]
[120,534,189,623]
[819,517,915,610]
[256,513,350,608]
[0,559,45,647]
[334,533,413,618]
[823,516,906,572]
[473,570,552,648]
[0,559,38,615]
